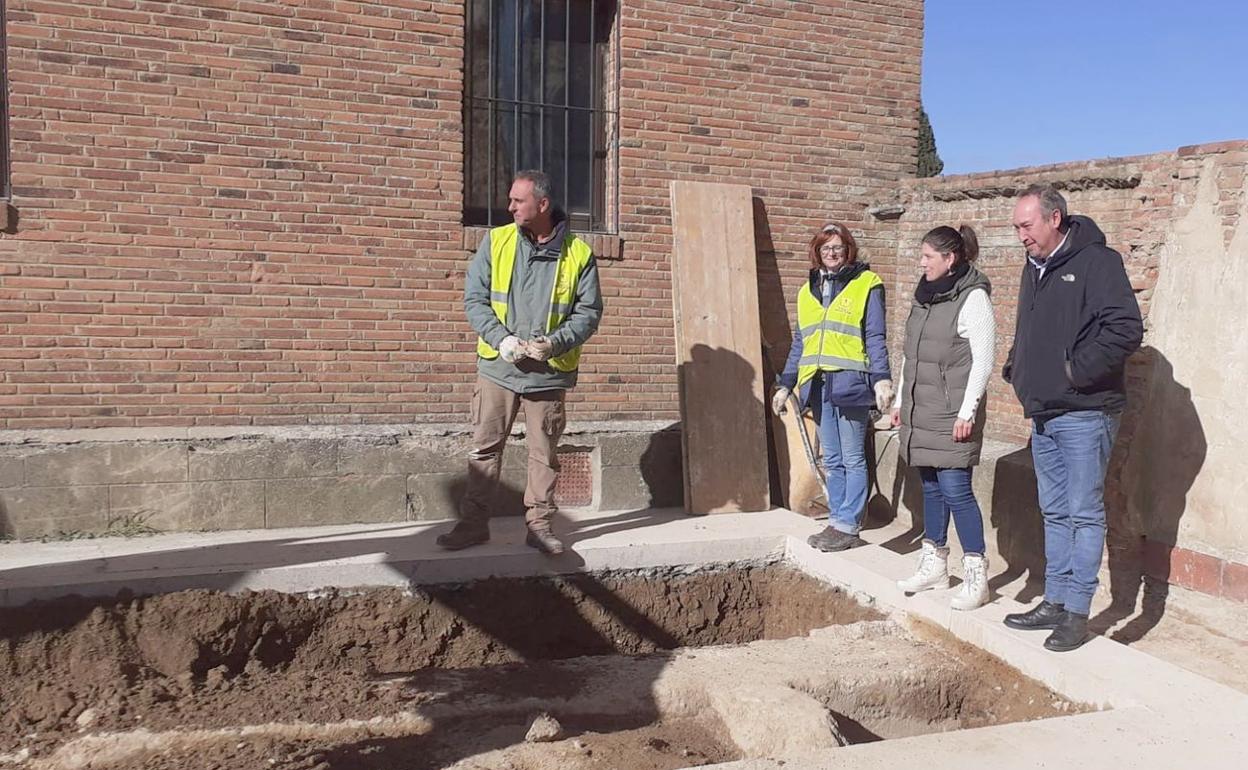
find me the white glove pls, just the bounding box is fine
[526,336,555,362]
[499,335,526,364]
[770,387,791,417]
[873,380,894,413]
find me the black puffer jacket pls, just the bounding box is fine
[1003,215,1143,419]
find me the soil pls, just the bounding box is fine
[0,563,1084,769]
[0,564,871,765]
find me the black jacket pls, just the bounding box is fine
[1003,215,1143,419]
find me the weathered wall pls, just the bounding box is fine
[1123,148,1248,596]
[0,423,683,538]
[874,140,1248,602]
[0,0,923,429]
[877,154,1167,443]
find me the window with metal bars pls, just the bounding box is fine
[464,0,618,233]
[0,1,10,201]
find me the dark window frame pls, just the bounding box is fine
[464,0,619,234]
[0,0,10,200]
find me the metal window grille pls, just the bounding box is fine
[464,0,618,233]
[0,1,10,200]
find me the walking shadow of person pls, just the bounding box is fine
[1092,348,1205,643]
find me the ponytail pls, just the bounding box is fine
[957,225,979,263]
[922,224,979,265]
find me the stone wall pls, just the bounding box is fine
[0,423,683,539]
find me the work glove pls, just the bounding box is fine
[770,387,791,417]
[499,335,527,364]
[873,380,894,414]
[526,336,555,362]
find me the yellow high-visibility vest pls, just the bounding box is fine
[476,223,593,373]
[796,270,883,389]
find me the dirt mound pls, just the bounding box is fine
[0,564,870,759]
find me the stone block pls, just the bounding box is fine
[599,429,680,468]
[23,444,188,487]
[189,440,338,481]
[109,481,265,532]
[0,486,110,538]
[600,462,683,512]
[0,454,22,488]
[599,465,649,512]
[406,472,463,521]
[407,471,526,521]
[338,438,464,476]
[265,475,406,528]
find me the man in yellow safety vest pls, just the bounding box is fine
[437,170,603,555]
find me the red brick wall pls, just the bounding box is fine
[615,0,924,409]
[0,0,923,429]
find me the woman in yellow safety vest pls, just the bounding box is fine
[771,223,894,552]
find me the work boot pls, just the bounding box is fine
[950,553,989,611]
[807,526,864,553]
[1003,600,1067,631]
[525,524,565,556]
[435,521,490,551]
[1043,611,1091,652]
[896,540,950,594]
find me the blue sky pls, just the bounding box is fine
[923,0,1248,174]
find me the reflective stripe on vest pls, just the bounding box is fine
[476,223,593,373]
[795,270,883,389]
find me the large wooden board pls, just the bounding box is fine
[669,181,770,514]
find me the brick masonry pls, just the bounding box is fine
[0,0,924,429]
[2,2,1242,605]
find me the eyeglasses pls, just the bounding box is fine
[820,245,847,255]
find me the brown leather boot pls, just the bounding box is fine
[435,521,490,551]
[525,524,565,556]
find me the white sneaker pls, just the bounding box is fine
[951,553,989,611]
[897,540,950,594]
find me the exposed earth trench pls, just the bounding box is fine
[0,563,1088,769]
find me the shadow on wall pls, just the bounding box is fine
[987,446,1046,604]
[639,428,684,510]
[868,429,924,550]
[677,344,769,514]
[0,499,11,540]
[754,197,788,507]
[753,196,792,378]
[1093,347,1206,643]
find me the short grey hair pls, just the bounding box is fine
[514,169,553,201]
[1019,183,1067,220]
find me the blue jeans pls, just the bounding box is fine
[1031,410,1120,616]
[917,467,986,555]
[813,399,870,535]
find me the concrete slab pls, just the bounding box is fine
[0,508,1244,769]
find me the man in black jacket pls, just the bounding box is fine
[1001,184,1143,652]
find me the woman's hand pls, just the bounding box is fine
[952,418,973,442]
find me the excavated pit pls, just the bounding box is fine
[0,563,1089,769]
